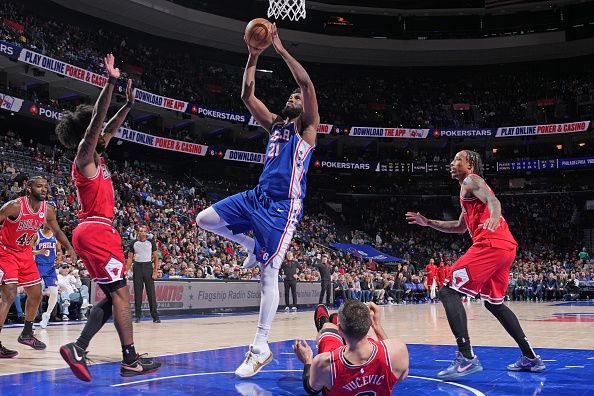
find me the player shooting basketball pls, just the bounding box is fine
[196,22,319,377]
[406,150,545,379]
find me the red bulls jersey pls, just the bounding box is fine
[325,339,397,396]
[460,177,517,246]
[72,157,115,221]
[0,196,47,252]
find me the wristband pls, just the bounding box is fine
[107,76,117,85]
[125,101,133,108]
[302,364,321,395]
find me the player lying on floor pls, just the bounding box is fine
[293,300,408,396]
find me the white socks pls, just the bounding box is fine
[252,268,279,354]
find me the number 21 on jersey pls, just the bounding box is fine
[267,143,281,158]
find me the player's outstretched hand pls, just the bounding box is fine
[293,339,313,364]
[126,79,135,103]
[244,35,266,57]
[482,216,500,232]
[405,211,428,226]
[270,23,287,55]
[104,53,120,79]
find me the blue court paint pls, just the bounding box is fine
[1,341,592,395]
[550,301,594,307]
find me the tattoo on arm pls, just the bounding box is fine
[77,82,115,162]
[466,175,501,219]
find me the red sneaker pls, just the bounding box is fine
[314,304,330,332]
[60,343,92,382]
[329,313,339,326]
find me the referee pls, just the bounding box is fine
[280,251,299,311]
[126,226,160,323]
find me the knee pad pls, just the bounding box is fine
[195,207,222,230]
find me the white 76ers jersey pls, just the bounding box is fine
[258,122,314,200]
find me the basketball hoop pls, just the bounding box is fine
[268,0,306,21]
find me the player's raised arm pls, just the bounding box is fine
[462,174,502,232]
[102,78,134,148]
[385,339,409,383]
[76,53,119,174]
[241,41,280,132]
[405,211,467,234]
[270,23,319,146]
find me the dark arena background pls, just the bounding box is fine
[1,0,594,395]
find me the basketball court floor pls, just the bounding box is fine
[1,301,593,395]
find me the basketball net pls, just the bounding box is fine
[268,0,306,21]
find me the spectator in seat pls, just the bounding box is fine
[545,273,557,301]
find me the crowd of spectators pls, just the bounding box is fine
[2,131,593,321]
[2,0,594,130]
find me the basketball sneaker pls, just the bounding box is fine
[0,342,18,358]
[284,306,290,312]
[329,313,339,326]
[242,253,257,269]
[291,306,297,312]
[235,345,273,378]
[437,351,483,380]
[40,312,51,329]
[314,304,330,332]
[18,334,46,350]
[120,353,162,377]
[60,342,91,382]
[507,355,546,372]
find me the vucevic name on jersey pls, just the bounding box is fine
[258,122,314,200]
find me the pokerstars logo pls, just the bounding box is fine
[39,107,63,121]
[191,105,199,114]
[433,129,441,138]
[314,160,321,168]
[29,104,39,116]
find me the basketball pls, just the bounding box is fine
[245,18,272,50]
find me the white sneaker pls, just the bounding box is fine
[40,312,50,329]
[62,315,69,321]
[291,306,297,312]
[63,300,70,307]
[242,253,258,269]
[234,345,273,378]
[284,306,290,312]
[81,300,93,309]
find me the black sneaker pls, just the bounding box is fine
[60,342,92,382]
[120,353,162,377]
[0,342,18,358]
[314,304,330,332]
[18,334,46,350]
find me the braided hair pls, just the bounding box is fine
[464,150,484,178]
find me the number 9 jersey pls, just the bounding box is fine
[0,196,46,286]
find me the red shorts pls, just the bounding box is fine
[0,246,42,287]
[73,221,126,284]
[317,330,345,354]
[445,239,516,304]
